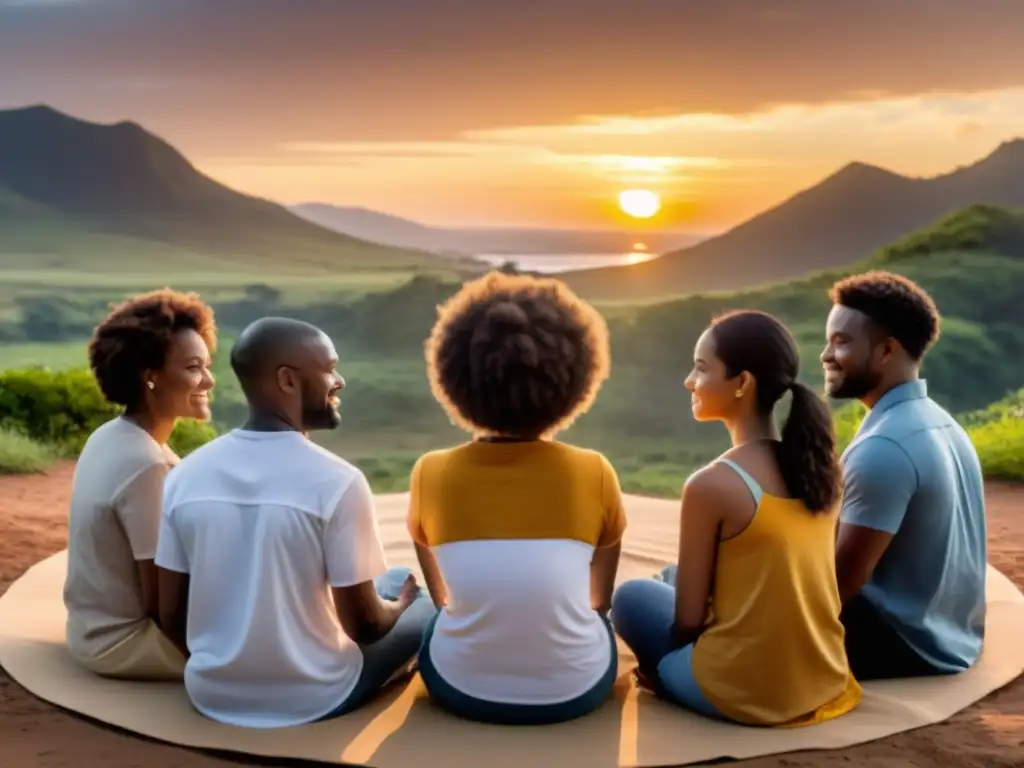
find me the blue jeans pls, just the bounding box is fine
[321,567,437,719]
[418,613,618,725]
[611,566,725,720]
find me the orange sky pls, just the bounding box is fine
[2,1,1024,231]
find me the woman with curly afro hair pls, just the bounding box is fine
[407,272,626,725]
[63,288,217,681]
[611,310,862,727]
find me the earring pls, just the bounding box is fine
[735,390,743,398]
[147,381,155,390]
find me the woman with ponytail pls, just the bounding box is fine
[408,271,624,725]
[612,309,862,726]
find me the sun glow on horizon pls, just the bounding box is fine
[618,189,661,219]
[626,251,653,265]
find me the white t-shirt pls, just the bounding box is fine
[64,416,178,662]
[154,429,387,728]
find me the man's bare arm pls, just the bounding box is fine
[834,437,915,604]
[835,524,894,604]
[136,559,160,621]
[331,582,407,645]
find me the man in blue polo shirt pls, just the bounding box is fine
[821,270,987,680]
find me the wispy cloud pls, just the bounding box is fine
[280,87,1024,186]
[205,86,1024,230]
[280,139,742,190]
[466,87,1024,144]
[282,140,533,160]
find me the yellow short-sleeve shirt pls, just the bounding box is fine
[407,439,626,705]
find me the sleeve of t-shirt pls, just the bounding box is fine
[406,457,428,547]
[114,462,170,561]
[154,503,189,574]
[324,471,389,588]
[596,454,628,548]
[840,436,918,535]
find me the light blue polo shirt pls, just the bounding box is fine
[840,379,987,672]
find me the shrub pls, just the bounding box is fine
[0,367,119,454]
[0,366,217,457]
[832,401,868,456]
[969,415,1024,481]
[0,426,57,474]
[959,388,1024,481]
[168,418,218,457]
[828,388,1024,481]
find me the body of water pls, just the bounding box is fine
[472,251,658,274]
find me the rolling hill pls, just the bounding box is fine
[0,105,460,273]
[562,139,1024,301]
[290,203,704,256]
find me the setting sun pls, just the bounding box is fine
[618,189,661,219]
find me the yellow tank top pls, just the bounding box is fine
[691,459,862,726]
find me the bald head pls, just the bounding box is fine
[230,317,344,431]
[230,317,324,389]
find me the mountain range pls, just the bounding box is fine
[290,203,705,256]
[2,104,1023,300]
[0,105,459,273]
[560,140,1024,300]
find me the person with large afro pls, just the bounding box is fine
[407,271,626,725]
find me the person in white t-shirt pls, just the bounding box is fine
[63,288,217,681]
[154,317,436,728]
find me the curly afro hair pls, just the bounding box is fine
[425,272,611,439]
[88,288,217,408]
[829,270,940,361]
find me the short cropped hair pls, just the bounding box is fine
[425,272,611,439]
[88,288,217,408]
[829,270,940,360]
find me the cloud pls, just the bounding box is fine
[467,88,1024,143]
[954,121,987,139]
[281,140,529,160]
[280,140,741,187]
[202,85,1024,231]
[276,87,1024,191]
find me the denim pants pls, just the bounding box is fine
[418,613,619,725]
[610,565,725,720]
[321,566,437,719]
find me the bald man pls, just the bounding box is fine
[154,317,437,728]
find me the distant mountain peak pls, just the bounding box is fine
[5,103,66,116]
[562,135,1024,300]
[0,105,158,140]
[982,137,1024,164]
[829,160,905,183]
[0,105,452,271]
[0,103,79,124]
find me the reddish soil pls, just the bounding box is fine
[1,461,1021,767]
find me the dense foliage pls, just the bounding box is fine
[1,204,1022,491]
[0,366,215,458]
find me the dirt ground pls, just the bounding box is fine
[1,461,1021,768]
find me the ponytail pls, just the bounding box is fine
[775,382,841,514]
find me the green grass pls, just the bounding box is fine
[2,203,1023,495]
[2,330,1020,497]
[0,267,460,310]
[0,340,86,370]
[0,427,57,475]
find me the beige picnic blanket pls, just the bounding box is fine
[1,493,1021,767]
